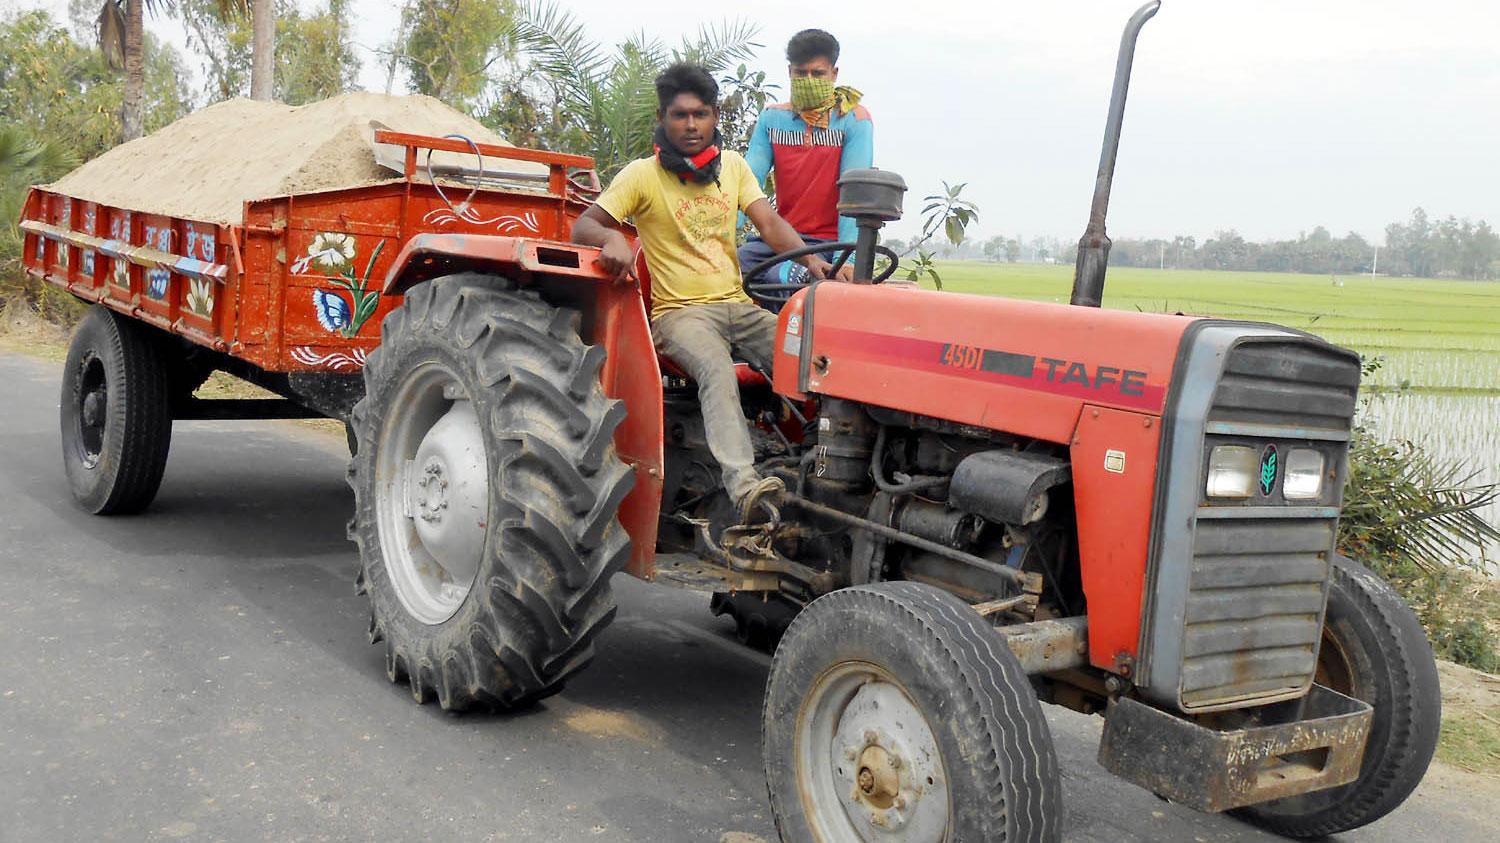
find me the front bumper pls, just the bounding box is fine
[1097,684,1372,812]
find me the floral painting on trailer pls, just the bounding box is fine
[291,232,385,338]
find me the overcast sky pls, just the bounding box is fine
[16,0,1500,243]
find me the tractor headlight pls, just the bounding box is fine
[1282,448,1326,500]
[1206,445,1258,499]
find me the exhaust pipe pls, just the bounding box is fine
[1070,0,1161,308]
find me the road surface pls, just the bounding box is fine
[1,350,1493,841]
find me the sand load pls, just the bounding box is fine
[45,91,547,225]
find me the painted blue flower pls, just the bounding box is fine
[146,268,170,299]
[313,289,351,333]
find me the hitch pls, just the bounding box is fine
[1070,0,1161,308]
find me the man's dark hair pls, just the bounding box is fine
[655,63,718,111]
[786,29,840,65]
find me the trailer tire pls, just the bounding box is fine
[1233,554,1440,837]
[60,305,173,514]
[349,274,634,711]
[763,582,1061,842]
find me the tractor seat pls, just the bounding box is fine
[658,355,770,389]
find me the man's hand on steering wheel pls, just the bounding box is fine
[803,256,834,281]
[803,256,855,282]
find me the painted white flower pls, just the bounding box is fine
[307,232,356,270]
[187,277,214,317]
[112,258,129,288]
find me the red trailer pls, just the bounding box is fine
[21,131,669,579]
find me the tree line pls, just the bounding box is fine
[952,207,1500,281]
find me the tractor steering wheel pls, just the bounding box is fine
[742,242,901,306]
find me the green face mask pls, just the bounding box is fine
[790,76,835,111]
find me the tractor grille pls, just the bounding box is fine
[1176,339,1359,710]
[1180,518,1332,708]
[1207,340,1360,431]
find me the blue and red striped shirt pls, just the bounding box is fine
[745,102,875,242]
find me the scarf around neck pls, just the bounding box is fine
[653,125,723,185]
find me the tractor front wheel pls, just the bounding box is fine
[763,582,1062,842]
[1233,554,1441,837]
[348,274,634,711]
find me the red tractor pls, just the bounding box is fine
[25,3,1438,840]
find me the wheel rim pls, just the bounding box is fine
[76,355,108,468]
[374,362,489,625]
[1315,624,1358,698]
[795,661,950,842]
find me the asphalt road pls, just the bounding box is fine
[1,350,1493,842]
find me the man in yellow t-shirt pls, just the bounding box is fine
[573,63,836,522]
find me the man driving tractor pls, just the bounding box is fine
[572,63,837,524]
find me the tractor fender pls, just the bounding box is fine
[381,232,613,296]
[380,232,667,581]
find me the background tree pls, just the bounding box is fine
[395,0,519,110]
[982,236,1003,262]
[2,8,190,304]
[96,0,155,141]
[251,0,274,100]
[178,0,357,104]
[507,1,758,179]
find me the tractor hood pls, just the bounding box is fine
[772,282,1197,443]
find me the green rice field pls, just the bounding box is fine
[929,262,1500,564]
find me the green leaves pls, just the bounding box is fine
[885,180,979,289]
[922,181,979,247]
[1341,426,1500,576]
[335,238,385,338]
[396,0,518,108]
[508,2,760,179]
[900,250,942,289]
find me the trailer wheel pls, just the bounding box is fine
[349,274,634,711]
[1233,554,1440,837]
[59,305,173,514]
[763,582,1061,842]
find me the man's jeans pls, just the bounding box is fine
[652,302,778,504]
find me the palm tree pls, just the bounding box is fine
[513,1,760,179]
[96,0,152,141]
[2,127,77,279]
[101,0,274,140]
[250,0,275,101]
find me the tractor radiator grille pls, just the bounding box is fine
[1177,339,1357,710]
[1207,340,1360,432]
[1180,517,1333,709]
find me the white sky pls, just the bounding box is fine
[13,0,1500,243]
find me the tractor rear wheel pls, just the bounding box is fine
[348,274,634,711]
[763,582,1062,842]
[59,305,173,514]
[1233,554,1441,837]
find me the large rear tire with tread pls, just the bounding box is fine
[1233,554,1440,837]
[348,274,634,711]
[763,582,1062,842]
[59,305,173,514]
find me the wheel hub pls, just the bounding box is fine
[76,357,108,467]
[414,458,451,523]
[854,744,902,809]
[375,363,490,626]
[81,389,105,428]
[800,664,950,841]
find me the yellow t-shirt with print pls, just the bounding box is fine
[595,150,765,320]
